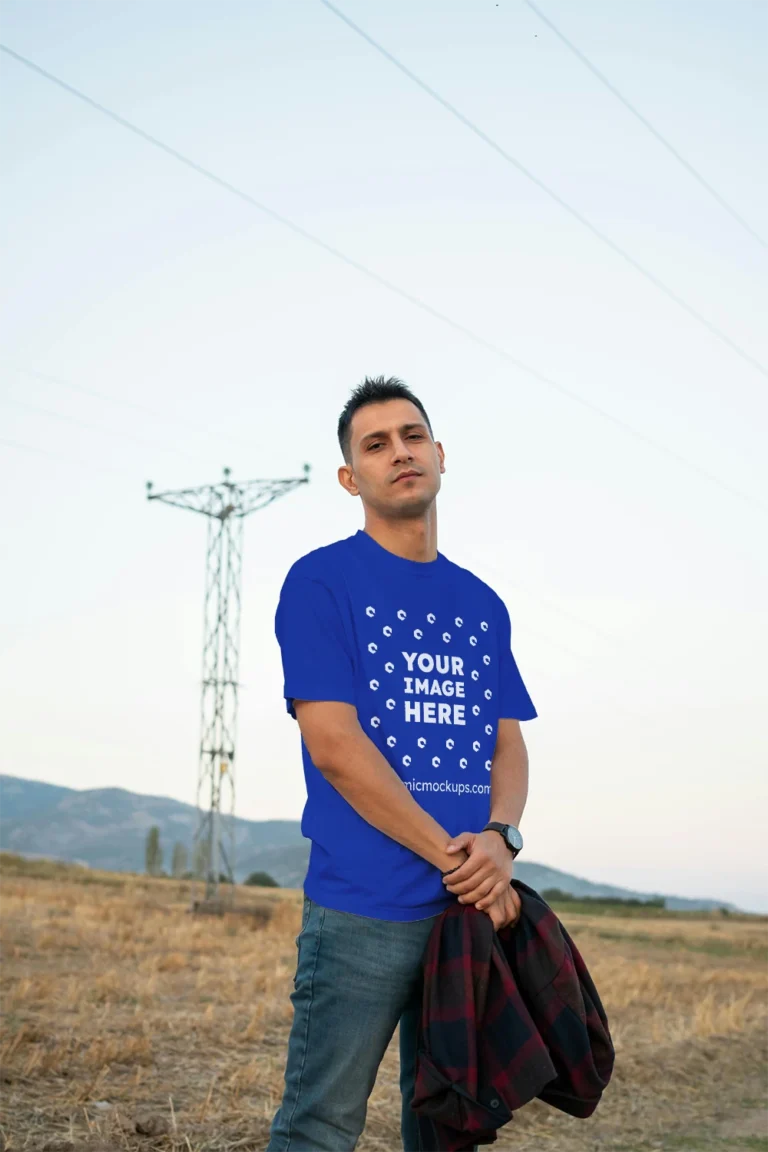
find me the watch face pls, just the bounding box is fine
[505,825,523,852]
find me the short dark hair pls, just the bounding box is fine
[337,376,433,461]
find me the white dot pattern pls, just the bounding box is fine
[358,600,506,779]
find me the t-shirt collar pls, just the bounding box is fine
[353,529,445,580]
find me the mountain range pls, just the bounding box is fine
[0,774,733,910]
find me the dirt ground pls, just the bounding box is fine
[0,856,766,1152]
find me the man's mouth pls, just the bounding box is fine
[393,470,422,483]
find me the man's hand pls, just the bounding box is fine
[442,830,514,910]
[482,885,522,932]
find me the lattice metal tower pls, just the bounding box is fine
[147,465,310,903]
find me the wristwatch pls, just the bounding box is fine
[483,822,523,859]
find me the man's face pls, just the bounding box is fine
[338,398,445,518]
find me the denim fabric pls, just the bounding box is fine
[267,896,441,1151]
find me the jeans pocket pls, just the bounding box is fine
[301,895,312,932]
[294,896,311,945]
[293,897,316,991]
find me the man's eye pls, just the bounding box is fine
[368,442,383,451]
[408,433,423,440]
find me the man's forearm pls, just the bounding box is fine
[307,717,464,874]
[489,726,529,827]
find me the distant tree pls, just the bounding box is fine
[244,870,279,888]
[542,887,666,910]
[145,826,163,876]
[171,842,188,879]
[192,839,208,880]
[542,888,573,903]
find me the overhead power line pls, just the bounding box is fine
[522,0,767,250]
[3,394,211,467]
[1,43,764,515]
[317,1,767,379]
[6,364,267,456]
[0,434,134,477]
[475,557,623,647]
[1,435,71,461]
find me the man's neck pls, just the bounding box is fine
[363,508,438,563]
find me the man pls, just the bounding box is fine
[267,377,537,1152]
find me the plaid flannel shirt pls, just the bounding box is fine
[411,880,615,1151]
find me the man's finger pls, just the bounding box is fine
[475,879,508,910]
[502,892,522,929]
[491,906,514,932]
[442,857,487,887]
[446,864,494,895]
[483,901,502,929]
[504,898,521,926]
[447,859,509,895]
[457,876,497,905]
[445,831,474,854]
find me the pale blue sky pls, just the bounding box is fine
[1,1,766,909]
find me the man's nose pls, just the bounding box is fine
[391,438,414,462]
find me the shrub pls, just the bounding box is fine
[244,870,279,888]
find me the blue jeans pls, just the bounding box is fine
[267,895,441,1151]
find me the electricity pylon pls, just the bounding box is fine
[147,464,310,903]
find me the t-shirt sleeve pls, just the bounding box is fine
[496,597,537,721]
[275,575,356,719]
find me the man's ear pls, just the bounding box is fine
[435,441,446,475]
[338,463,360,497]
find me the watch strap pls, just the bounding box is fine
[483,821,522,858]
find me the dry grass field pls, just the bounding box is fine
[1,854,766,1152]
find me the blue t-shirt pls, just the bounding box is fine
[275,529,537,922]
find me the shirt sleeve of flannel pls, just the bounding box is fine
[274,575,356,719]
[496,597,538,721]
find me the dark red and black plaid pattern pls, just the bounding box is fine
[411,880,614,1151]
